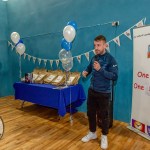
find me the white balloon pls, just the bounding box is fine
[63,25,76,42]
[10,32,20,44]
[62,60,73,71]
[16,43,26,55]
[59,49,72,64]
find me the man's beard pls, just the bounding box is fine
[95,49,106,55]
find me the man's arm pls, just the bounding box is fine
[82,58,93,77]
[98,57,118,80]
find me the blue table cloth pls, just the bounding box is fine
[13,82,86,116]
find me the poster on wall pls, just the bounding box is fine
[127,25,150,140]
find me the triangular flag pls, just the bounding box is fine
[8,41,11,46]
[38,58,41,65]
[24,53,27,59]
[113,36,120,46]
[106,43,110,52]
[11,44,15,50]
[143,17,146,24]
[28,55,31,61]
[33,57,36,64]
[76,55,81,63]
[43,59,47,66]
[124,29,132,40]
[92,49,96,55]
[50,60,53,67]
[136,20,143,27]
[85,52,89,61]
[55,60,60,67]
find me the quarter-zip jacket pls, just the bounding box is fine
[85,51,118,93]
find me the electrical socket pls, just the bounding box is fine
[112,21,119,26]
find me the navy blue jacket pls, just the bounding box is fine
[85,51,118,93]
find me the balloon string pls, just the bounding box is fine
[69,86,73,125]
[19,55,22,81]
[65,71,69,86]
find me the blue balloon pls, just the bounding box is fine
[67,21,77,31]
[19,39,23,43]
[15,39,23,47]
[61,38,72,51]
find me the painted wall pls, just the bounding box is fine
[0,1,13,97]
[3,0,150,122]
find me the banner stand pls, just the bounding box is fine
[128,25,150,140]
[127,125,150,140]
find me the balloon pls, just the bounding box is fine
[61,38,72,51]
[67,21,77,31]
[59,49,72,64]
[63,25,76,43]
[62,60,73,71]
[15,39,23,47]
[10,32,20,44]
[16,43,26,55]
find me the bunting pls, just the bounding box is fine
[43,59,47,66]
[33,57,36,64]
[24,53,27,59]
[50,60,53,67]
[85,52,89,61]
[28,55,31,61]
[8,41,11,47]
[136,20,144,27]
[76,55,81,63]
[113,36,120,46]
[124,29,132,40]
[92,49,96,55]
[38,58,41,65]
[8,18,146,66]
[106,43,110,51]
[56,60,60,67]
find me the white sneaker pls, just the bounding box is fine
[81,131,97,142]
[101,135,108,149]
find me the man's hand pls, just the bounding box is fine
[82,71,88,78]
[93,61,101,71]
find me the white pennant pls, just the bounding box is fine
[24,53,27,59]
[85,52,89,61]
[43,59,47,66]
[33,57,36,64]
[92,49,96,55]
[11,44,15,50]
[76,55,81,63]
[55,60,60,67]
[143,17,146,24]
[50,60,53,67]
[8,41,11,46]
[124,29,132,40]
[106,43,110,52]
[136,20,143,27]
[113,36,120,46]
[38,58,41,65]
[28,55,31,61]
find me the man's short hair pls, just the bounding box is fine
[94,35,106,43]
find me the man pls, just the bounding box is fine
[81,35,118,149]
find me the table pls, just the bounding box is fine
[13,82,86,116]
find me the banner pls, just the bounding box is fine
[128,25,150,140]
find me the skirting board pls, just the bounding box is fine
[127,125,150,141]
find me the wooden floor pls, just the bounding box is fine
[0,96,149,150]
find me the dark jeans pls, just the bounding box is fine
[87,88,111,135]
